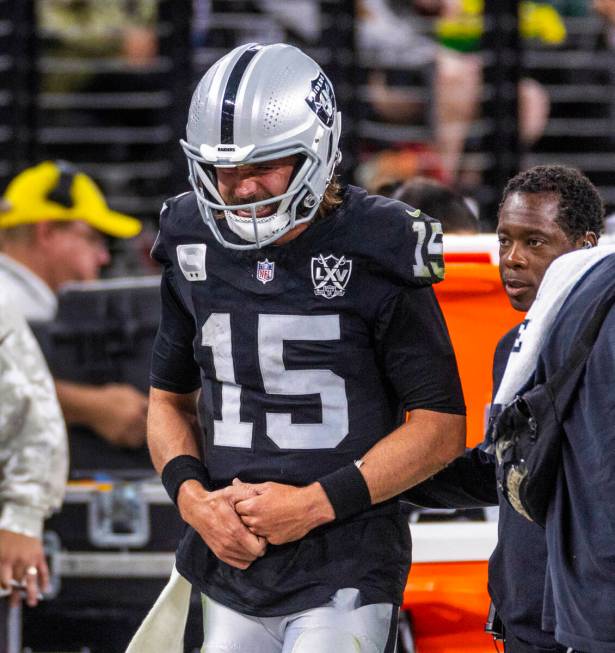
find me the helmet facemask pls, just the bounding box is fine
[182,144,328,249]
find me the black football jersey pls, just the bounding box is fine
[151,184,465,616]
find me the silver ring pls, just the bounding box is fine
[25,566,38,576]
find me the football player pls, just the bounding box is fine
[146,42,465,652]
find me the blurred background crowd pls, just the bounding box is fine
[2,0,615,278]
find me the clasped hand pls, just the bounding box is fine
[233,478,328,546]
[178,478,333,570]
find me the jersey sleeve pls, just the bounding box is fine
[150,215,201,394]
[349,189,445,288]
[374,285,465,415]
[150,274,200,393]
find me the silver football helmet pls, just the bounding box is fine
[180,42,342,249]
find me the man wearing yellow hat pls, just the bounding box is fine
[0,160,148,449]
[0,160,141,319]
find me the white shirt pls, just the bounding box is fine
[0,294,67,538]
[0,253,58,322]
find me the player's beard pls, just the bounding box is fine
[221,193,290,261]
[226,193,280,219]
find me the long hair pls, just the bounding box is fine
[318,175,344,216]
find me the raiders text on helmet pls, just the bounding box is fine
[180,43,342,249]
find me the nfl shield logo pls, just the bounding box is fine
[256,259,275,284]
[311,254,352,299]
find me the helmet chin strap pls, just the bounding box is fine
[224,209,291,243]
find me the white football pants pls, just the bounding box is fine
[201,587,398,652]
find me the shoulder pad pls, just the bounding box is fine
[344,187,444,286]
[151,192,203,265]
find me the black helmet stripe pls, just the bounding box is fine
[220,44,262,144]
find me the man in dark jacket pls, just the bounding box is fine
[525,246,615,653]
[406,164,604,653]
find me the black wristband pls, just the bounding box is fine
[318,462,372,521]
[161,455,211,505]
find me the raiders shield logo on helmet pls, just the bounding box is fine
[305,73,335,128]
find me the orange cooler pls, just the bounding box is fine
[435,259,520,445]
[403,522,498,653]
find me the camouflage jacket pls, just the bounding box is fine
[0,296,67,539]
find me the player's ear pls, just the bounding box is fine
[584,231,598,248]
